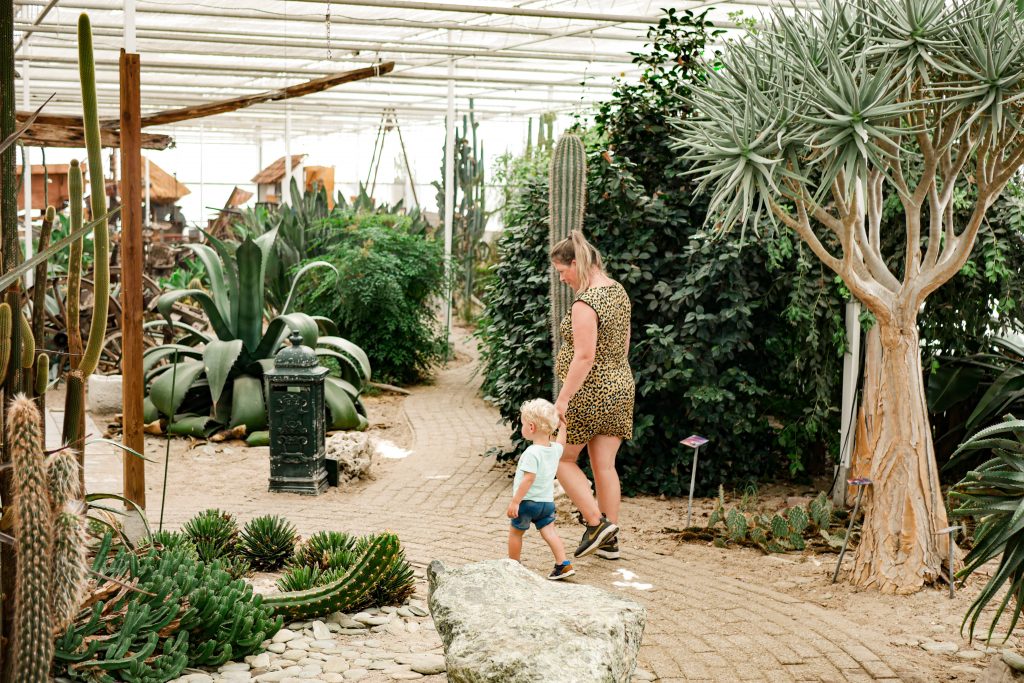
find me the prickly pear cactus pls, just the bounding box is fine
[725,508,748,543]
[787,506,809,536]
[770,513,789,540]
[264,532,401,620]
[809,491,833,530]
[548,133,586,398]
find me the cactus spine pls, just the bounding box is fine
[9,395,54,683]
[548,133,586,397]
[263,533,400,620]
[76,12,109,378]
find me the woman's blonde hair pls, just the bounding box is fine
[550,230,605,293]
[520,398,560,436]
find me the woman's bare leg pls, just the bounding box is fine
[557,443,602,525]
[589,435,622,524]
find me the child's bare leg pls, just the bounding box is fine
[538,523,567,564]
[508,527,526,561]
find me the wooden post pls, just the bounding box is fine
[119,49,145,508]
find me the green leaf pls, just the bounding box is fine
[317,336,371,384]
[235,238,267,352]
[229,375,266,431]
[168,414,220,437]
[157,289,234,342]
[186,243,232,322]
[281,261,337,315]
[149,360,206,418]
[325,377,362,430]
[204,339,244,408]
[254,312,320,360]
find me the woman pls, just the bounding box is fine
[551,230,634,559]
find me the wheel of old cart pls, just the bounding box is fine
[29,275,124,374]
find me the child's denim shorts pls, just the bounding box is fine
[511,500,556,531]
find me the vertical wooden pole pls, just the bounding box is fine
[0,1,14,675]
[120,49,145,509]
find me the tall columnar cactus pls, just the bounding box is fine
[19,312,34,369]
[31,206,55,402]
[0,301,12,382]
[67,160,84,366]
[46,450,87,630]
[9,395,55,683]
[548,133,587,397]
[76,12,109,379]
[263,533,401,620]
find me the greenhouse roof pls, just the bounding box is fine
[12,1,793,142]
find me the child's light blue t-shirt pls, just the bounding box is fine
[512,443,563,502]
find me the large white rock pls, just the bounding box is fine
[87,373,123,414]
[428,559,646,683]
[325,432,374,484]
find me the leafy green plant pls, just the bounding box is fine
[275,564,346,592]
[238,515,298,571]
[295,218,446,385]
[704,491,836,554]
[55,537,282,681]
[145,229,370,434]
[949,418,1024,641]
[181,508,238,563]
[292,530,359,568]
[138,530,198,559]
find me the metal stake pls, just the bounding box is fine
[681,435,709,529]
[832,477,871,583]
[937,526,962,599]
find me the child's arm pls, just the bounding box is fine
[507,473,536,518]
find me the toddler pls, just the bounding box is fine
[507,398,574,580]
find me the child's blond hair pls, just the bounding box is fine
[520,398,560,436]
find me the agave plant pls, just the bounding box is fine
[949,417,1024,641]
[181,509,239,564]
[144,229,370,435]
[237,515,298,571]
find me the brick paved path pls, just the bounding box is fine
[80,340,916,682]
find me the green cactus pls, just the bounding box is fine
[749,526,768,547]
[9,395,54,683]
[264,532,401,620]
[32,206,55,369]
[19,311,34,369]
[809,491,833,530]
[67,160,84,364]
[76,13,110,378]
[61,370,85,453]
[770,513,789,540]
[47,450,87,631]
[725,508,748,543]
[548,133,586,397]
[33,353,48,396]
[707,485,726,529]
[787,505,809,535]
[0,300,12,382]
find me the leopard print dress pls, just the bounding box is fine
[556,282,635,445]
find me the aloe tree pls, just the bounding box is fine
[674,0,1024,593]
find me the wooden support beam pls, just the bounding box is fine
[119,49,145,509]
[133,61,395,128]
[15,113,173,149]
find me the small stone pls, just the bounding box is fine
[247,654,271,670]
[406,606,428,617]
[353,658,372,667]
[381,606,398,614]
[297,658,323,668]
[389,674,423,681]
[950,664,983,676]
[921,641,959,654]
[406,622,420,634]
[326,622,342,633]
[354,615,389,626]
[338,628,369,635]
[1004,650,1024,672]
[632,669,657,682]
[385,622,406,636]
[220,663,251,672]
[184,676,214,683]
[309,640,339,650]
[221,673,253,682]
[282,651,308,662]
[267,643,287,654]
[370,624,388,633]
[343,670,369,681]
[289,621,312,630]
[956,650,986,660]
[273,629,299,644]
[287,640,310,651]
[327,613,366,629]
[254,672,291,683]
[322,676,345,683]
[889,635,923,647]
[929,624,947,633]
[397,607,415,619]
[311,621,333,640]
[324,657,350,674]
[368,661,392,670]
[363,639,383,649]
[404,654,446,675]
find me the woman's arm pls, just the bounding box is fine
[555,301,598,420]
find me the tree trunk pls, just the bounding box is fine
[849,315,951,594]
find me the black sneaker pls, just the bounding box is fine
[595,535,620,560]
[574,517,619,558]
[548,561,576,580]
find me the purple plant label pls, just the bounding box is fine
[681,435,709,448]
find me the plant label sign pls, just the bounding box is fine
[681,435,708,448]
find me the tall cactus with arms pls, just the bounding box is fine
[548,133,586,397]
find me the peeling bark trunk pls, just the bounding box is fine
[849,315,950,594]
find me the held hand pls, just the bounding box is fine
[507,502,520,519]
[555,398,569,424]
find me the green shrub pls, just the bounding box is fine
[294,215,447,385]
[238,515,298,571]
